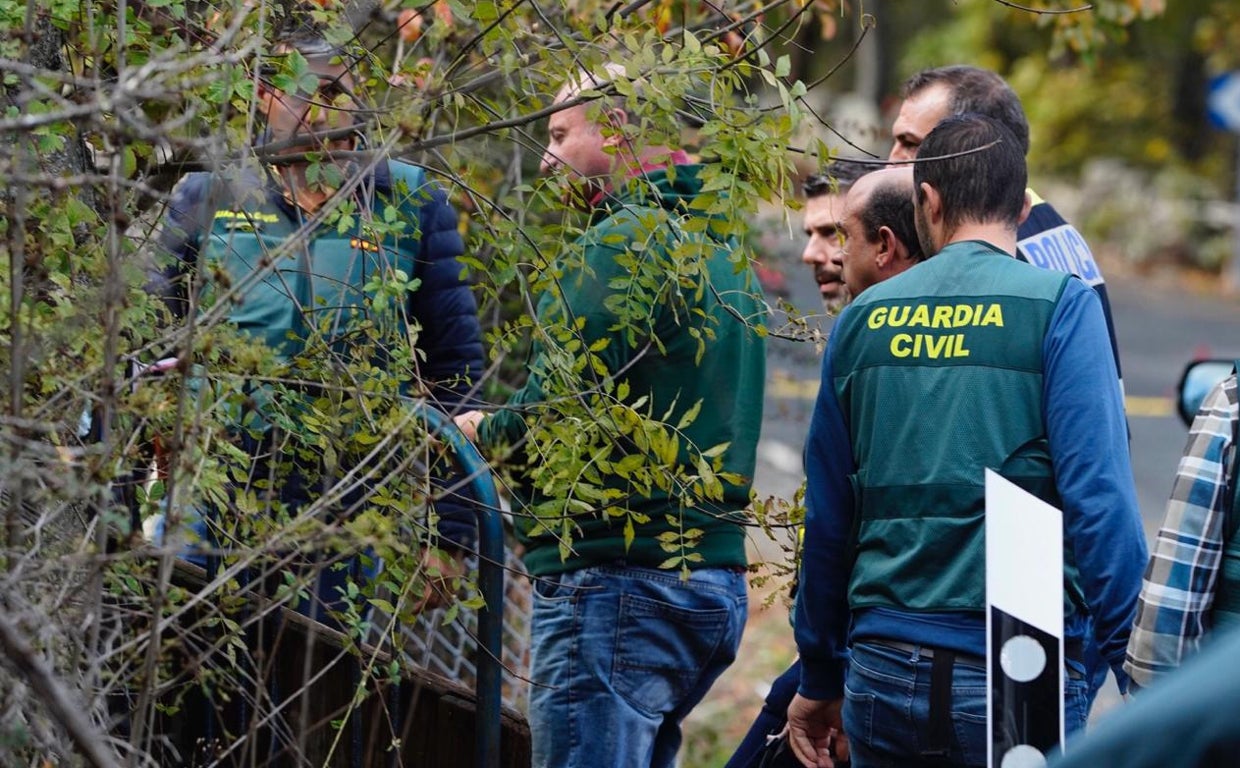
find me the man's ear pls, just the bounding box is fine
[1018,189,1032,226]
[919,181,943,225]
[601,107,628,148]
[875,226,897,269]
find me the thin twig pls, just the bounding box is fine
[990,0,1094,14]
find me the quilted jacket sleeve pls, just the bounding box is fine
[410,179,484,409]
[147,172,213,320]
[407,173,485,551]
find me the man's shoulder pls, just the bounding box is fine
[849,241,1069,307]
[584,199,676,244]
[176,166,273,208]
[379,160,435,206]
[1019,188,1069,230]
[165,168,273,226]
[383,159,428,189]
[166,172,212,212]
[1017,190,1106,287]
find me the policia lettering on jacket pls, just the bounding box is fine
[866,302,1004,359]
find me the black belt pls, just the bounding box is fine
[859,638,986,668]
[859,637,1086,679]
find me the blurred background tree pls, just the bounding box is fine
[777,0,1240,273]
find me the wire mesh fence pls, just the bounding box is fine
[372,538,533,714]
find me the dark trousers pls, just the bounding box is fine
[725,659,803,768]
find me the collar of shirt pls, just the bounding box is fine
[587,150,693,208]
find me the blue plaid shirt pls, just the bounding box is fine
[1124,373,1238,688]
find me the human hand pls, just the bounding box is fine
[414,546,466,613]
[453,410,485,441]
[787,694,849,768]
[139,357,181,376]
[131,357,181,392]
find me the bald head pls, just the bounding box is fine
[541,64,677,206]
[840,167,924,296]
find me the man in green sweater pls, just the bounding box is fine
[455,65,767,768]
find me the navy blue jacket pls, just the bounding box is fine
[1017,191,1123,383]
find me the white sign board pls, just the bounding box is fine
[986,469,1064,768]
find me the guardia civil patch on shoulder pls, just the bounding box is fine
[214,210,278,232]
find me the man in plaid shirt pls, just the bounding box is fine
[1125,372,1240,687]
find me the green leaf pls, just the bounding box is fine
[474,1,498,22]
[676,399,703,430]
[122,146,137,178]
[442,601,460,625]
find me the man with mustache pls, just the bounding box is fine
[725,165,923,768]
[800,159,875,314]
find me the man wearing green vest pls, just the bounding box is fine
[149,31,483,624]
[725,165,925,768]
[890,65,1128,708]
[785,113,1147,768]
[1125,371,1240,686]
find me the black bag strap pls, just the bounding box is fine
[924,650,955,758]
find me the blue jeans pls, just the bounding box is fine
[843,641,1090,768]
[529,564,748,768]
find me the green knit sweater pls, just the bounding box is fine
[478,164,767,576]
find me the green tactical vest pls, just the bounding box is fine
[1213,365,1240,629]
[831,240,1084,614]
[192,162,432,432]
[196,162,429,363]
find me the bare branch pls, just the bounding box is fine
[0,613,123,768]
[990,0,1094,14]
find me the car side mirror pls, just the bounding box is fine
[1177,359,1234,427]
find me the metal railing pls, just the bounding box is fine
[419,405,504,768]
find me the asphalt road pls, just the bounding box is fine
[1110,276,1240,538]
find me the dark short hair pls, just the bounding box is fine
[914,113,1026,231]
[901,65,1030,156]
[858,174,925,262]
[803,158,880,198]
